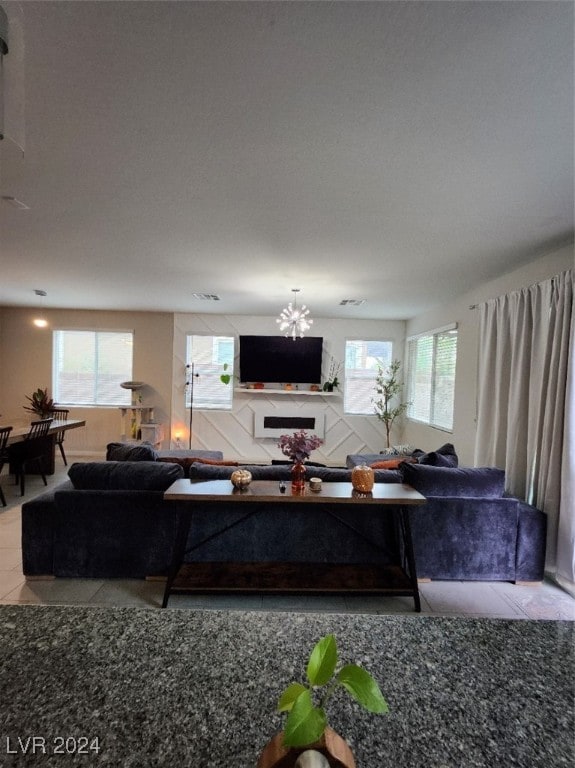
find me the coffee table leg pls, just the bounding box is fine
[162,506,192,608]
[399,507,421,612]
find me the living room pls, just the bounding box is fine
[0,2,573,765]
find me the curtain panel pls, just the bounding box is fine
[474,270,574,591]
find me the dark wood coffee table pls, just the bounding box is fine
[161,479,426,610]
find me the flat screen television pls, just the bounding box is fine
[239,336,323,384]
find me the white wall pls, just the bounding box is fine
[403,242,574,466]
[171,313,406,464]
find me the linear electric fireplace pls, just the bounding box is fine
[254,410,326,438]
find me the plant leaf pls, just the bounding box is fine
[283,690,327,747]
[306,634,337,686]
[277,682,307,712]
[337,664,389,714]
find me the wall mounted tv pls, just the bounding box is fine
[239,336,323,384]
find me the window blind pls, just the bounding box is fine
[406,325,458,431]
[53,330,133,406]
[344,339,393,415]
[186,335,234,410]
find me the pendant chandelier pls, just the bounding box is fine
[276,289,313,340]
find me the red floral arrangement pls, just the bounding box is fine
[278,430,323,463]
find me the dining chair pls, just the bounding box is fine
[0,425,13,507]
[10,418,54,496]
[49,408,70,466]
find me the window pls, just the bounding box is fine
[53,330,133,406]
[406,325,458,431]
[186,335,234,410]
[344,339,393,414]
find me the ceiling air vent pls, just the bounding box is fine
[340,299,366,306]
[191,293,221,301]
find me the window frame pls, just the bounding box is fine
[405,323,458,432]
[52,328,134,407]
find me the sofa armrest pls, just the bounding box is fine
[515,502,547,581]
[21,480,74,575]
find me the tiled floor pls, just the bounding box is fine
[1,459,574,620]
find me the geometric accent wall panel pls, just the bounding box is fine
[171,313,406,465]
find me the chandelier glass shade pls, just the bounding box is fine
[276,289,313,339]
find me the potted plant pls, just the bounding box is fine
[23,387,55,419]
[257,634,388,768]
[322,357,341,392]
[372,359,410,449]
[277,430,323,491]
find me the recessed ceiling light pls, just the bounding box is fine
[191,293,221,301]
[340,299,366,306]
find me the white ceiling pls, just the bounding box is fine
[0,1,573,320]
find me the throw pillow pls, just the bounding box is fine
[105,442,158,462]
[69,461,183,491]
[412,443,458,467]
[399,463,506,498]
[370,458,416,470]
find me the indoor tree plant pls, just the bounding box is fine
[257,634,388,768]
[23,387,55,419]
[372,359,410,449]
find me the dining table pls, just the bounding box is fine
[3,418,86,474]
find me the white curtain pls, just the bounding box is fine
[475,270,574,591]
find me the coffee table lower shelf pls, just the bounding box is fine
[169,561,415,596]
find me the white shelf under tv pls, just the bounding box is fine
[234,388,338,397]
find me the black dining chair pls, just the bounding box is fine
[0,425,13,507]
[10,418,54,496]
[49,408,70,466]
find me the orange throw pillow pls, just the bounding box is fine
[370,458,415,470]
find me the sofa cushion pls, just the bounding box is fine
[189,463,287,481]
[157,456,238,475]
[188,462,402,484]
[399,463,506,498]
[412,443,458,467]
[106,442,158,462]
[68,461,184,491]
[156,449,224,461]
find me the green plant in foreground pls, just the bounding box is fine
[277,634,389,748]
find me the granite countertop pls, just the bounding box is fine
[0,606,573,767]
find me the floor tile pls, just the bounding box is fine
[0,548,23,571]
[418,580,525,617]
[90,579,166,608]
[0,571,27,600]
[3,578,104,605]
[166,593,264,611]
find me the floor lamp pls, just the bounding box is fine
[186,363,199,449]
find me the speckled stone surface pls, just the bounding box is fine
[0,606,573,767]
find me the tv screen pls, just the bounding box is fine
[239,336,323,384]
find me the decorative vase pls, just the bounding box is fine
[257,727,356,768]
[351,464,374,493]
[291,461,306,492]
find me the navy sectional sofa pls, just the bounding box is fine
[21,450,547,584]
